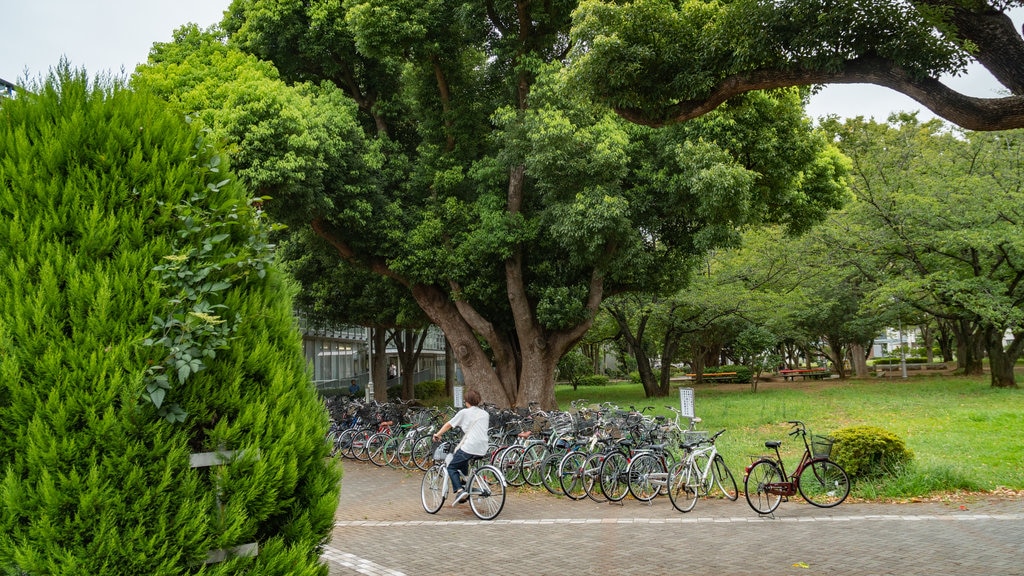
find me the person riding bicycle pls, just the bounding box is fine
[432,389,489,506]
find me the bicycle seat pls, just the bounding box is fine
[764,441,782,449]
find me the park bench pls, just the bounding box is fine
[874,362,949,374]
[684,372,738,383]
[779,368,832,381]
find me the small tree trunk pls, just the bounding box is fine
[849,343,870,378]
[986,327,1021,388]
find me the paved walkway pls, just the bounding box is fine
[323,460,1024,576]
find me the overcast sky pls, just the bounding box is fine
[3,1,1020,124]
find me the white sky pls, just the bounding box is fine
[2,1,1020,123]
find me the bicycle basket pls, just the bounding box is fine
[682,430,708,446]
[433,441,453,462]
[811,435,834,458]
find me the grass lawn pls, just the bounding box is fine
[555,373,1024,500]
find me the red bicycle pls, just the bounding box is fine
[743,420,850,515]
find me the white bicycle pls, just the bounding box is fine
[420,441,507,520]
[668,429,739,513]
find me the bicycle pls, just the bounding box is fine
[743,420,850,515]
[420,441,507,521]
[667,429,738,513]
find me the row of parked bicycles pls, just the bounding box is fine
[325,396,851,520]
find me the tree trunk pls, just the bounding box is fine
[392,328,427,401]
[920,323,935,363]
[371,327,388,400]
[936,318,956,362]
[444,337,455,398]
[985,326,1021,388]
[954,318,985,375]
[849,342,870,378]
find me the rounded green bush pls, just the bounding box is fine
[830,426,914,479]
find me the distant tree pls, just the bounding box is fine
[822,116,1024,387]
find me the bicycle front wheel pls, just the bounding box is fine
[628,453,666,502]
[668,460,699,513]
[559,451,588,500]
[798,459,850,508]
[411,435,434,471]
[539,453,563,495]
[521,444,549,487]
[468,466,506,520]
[498,445,526,487]
[712,455,739,501]
[421,465,446,514]
[744,459,784,515]
[599,451,629,502]
[366,433,389,466]
[582,453,606,502]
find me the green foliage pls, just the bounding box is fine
[557,350,592,388]
[0,70,338,574]
[830,426,915,479]
[415,379,446,399]
[705,365,753,384]
[871,357,930,365]
[577,375,611,387]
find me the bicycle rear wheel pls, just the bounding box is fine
[421,465,446,514]
[712,455,739,500]
[668,460,699,513]
[798,459,850,508]
[744,459,784,515]
[627,453,666,502]
[468,466,506,520]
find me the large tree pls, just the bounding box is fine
[138,5,845,409]
[570,0,1024,131]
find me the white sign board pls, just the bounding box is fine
[679,387,695,419]
[453,386,464,408]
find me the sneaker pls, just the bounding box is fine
[451,490,470,506]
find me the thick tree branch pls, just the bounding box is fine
[617,57,1024,131]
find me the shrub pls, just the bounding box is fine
[830,426,915,479]
[577,374,610,387]
[706,365,753,383]
[0,71,339,574]
[870,357,929,365]
[627,369,662,384]
[416,379,446,399]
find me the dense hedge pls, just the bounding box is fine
[0,71,339,574]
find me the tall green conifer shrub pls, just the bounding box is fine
[0,69,339,575]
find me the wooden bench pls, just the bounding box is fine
[684,372,737,383]
[779,368,831,381]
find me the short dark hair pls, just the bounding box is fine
[464,389,481,406]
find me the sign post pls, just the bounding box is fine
[453,385,464,408]
[678,387,695,419]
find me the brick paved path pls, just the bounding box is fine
[323,460,1024,576]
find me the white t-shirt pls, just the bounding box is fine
[449,405,490,456]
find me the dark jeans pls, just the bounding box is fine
[446,449,483,493]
